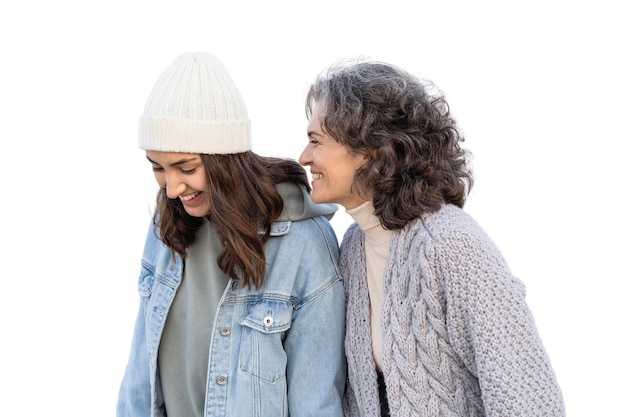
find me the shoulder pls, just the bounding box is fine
[140,220,181,276]
[339,222,363,250]
[403,204,497,253]
[266,215,340,273]
[420,204,482,236]
[274,214,339,251]
[263,216,342,302]
[413,205,522,294]
[392,205,512,282]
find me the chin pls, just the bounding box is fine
[310,193,328,205]
[184,207,210,218]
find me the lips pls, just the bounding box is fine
[180,192,199,201]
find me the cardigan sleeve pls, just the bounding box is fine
[435,214,566,416]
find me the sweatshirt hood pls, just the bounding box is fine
[276,182,337,222]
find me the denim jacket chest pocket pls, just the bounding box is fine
[238,299,294,382]
[137,265,176,313]
[137,263,179,360]
[137,266,154,298]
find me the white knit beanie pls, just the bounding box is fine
[139,52,251,154]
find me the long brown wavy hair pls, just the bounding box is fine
[153,152,310,288]
[306,60,473,230]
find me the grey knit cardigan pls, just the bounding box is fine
[341,204,565,417]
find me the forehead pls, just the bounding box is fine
[146,150,201,164]
[307,107,324,133]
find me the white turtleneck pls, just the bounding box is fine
[346,200,392,369]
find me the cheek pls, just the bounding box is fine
[338,158,361,181]
[193,176,209,193]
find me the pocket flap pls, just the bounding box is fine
[239,299,293,333]
[137,267,155,297]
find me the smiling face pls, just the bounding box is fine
[146,150,210,217]
[299,108,368,210]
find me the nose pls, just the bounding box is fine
[165,173,186,199]
[299,145,312,166]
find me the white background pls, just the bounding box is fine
[1,1,624,415]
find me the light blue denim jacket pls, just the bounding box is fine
[117,187,346,417]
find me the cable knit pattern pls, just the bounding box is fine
[341,204,566,417]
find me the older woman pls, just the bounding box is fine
[299,59,565,417]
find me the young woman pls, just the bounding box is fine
[117,52,346,417]
[299,60,566,417]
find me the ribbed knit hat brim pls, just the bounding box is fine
[139,52,251,154]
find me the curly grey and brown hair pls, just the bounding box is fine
[305,59,473,230]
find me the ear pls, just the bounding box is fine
[356,152,371,170]
[365,148,379,161]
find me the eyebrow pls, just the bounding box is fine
[307,129,323,138]
[146,155,201,167]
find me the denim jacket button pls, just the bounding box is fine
[217,375,227,385]
[220,327,231,336]
[263,316,274,327]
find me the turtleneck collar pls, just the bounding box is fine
[346,200,392,245]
